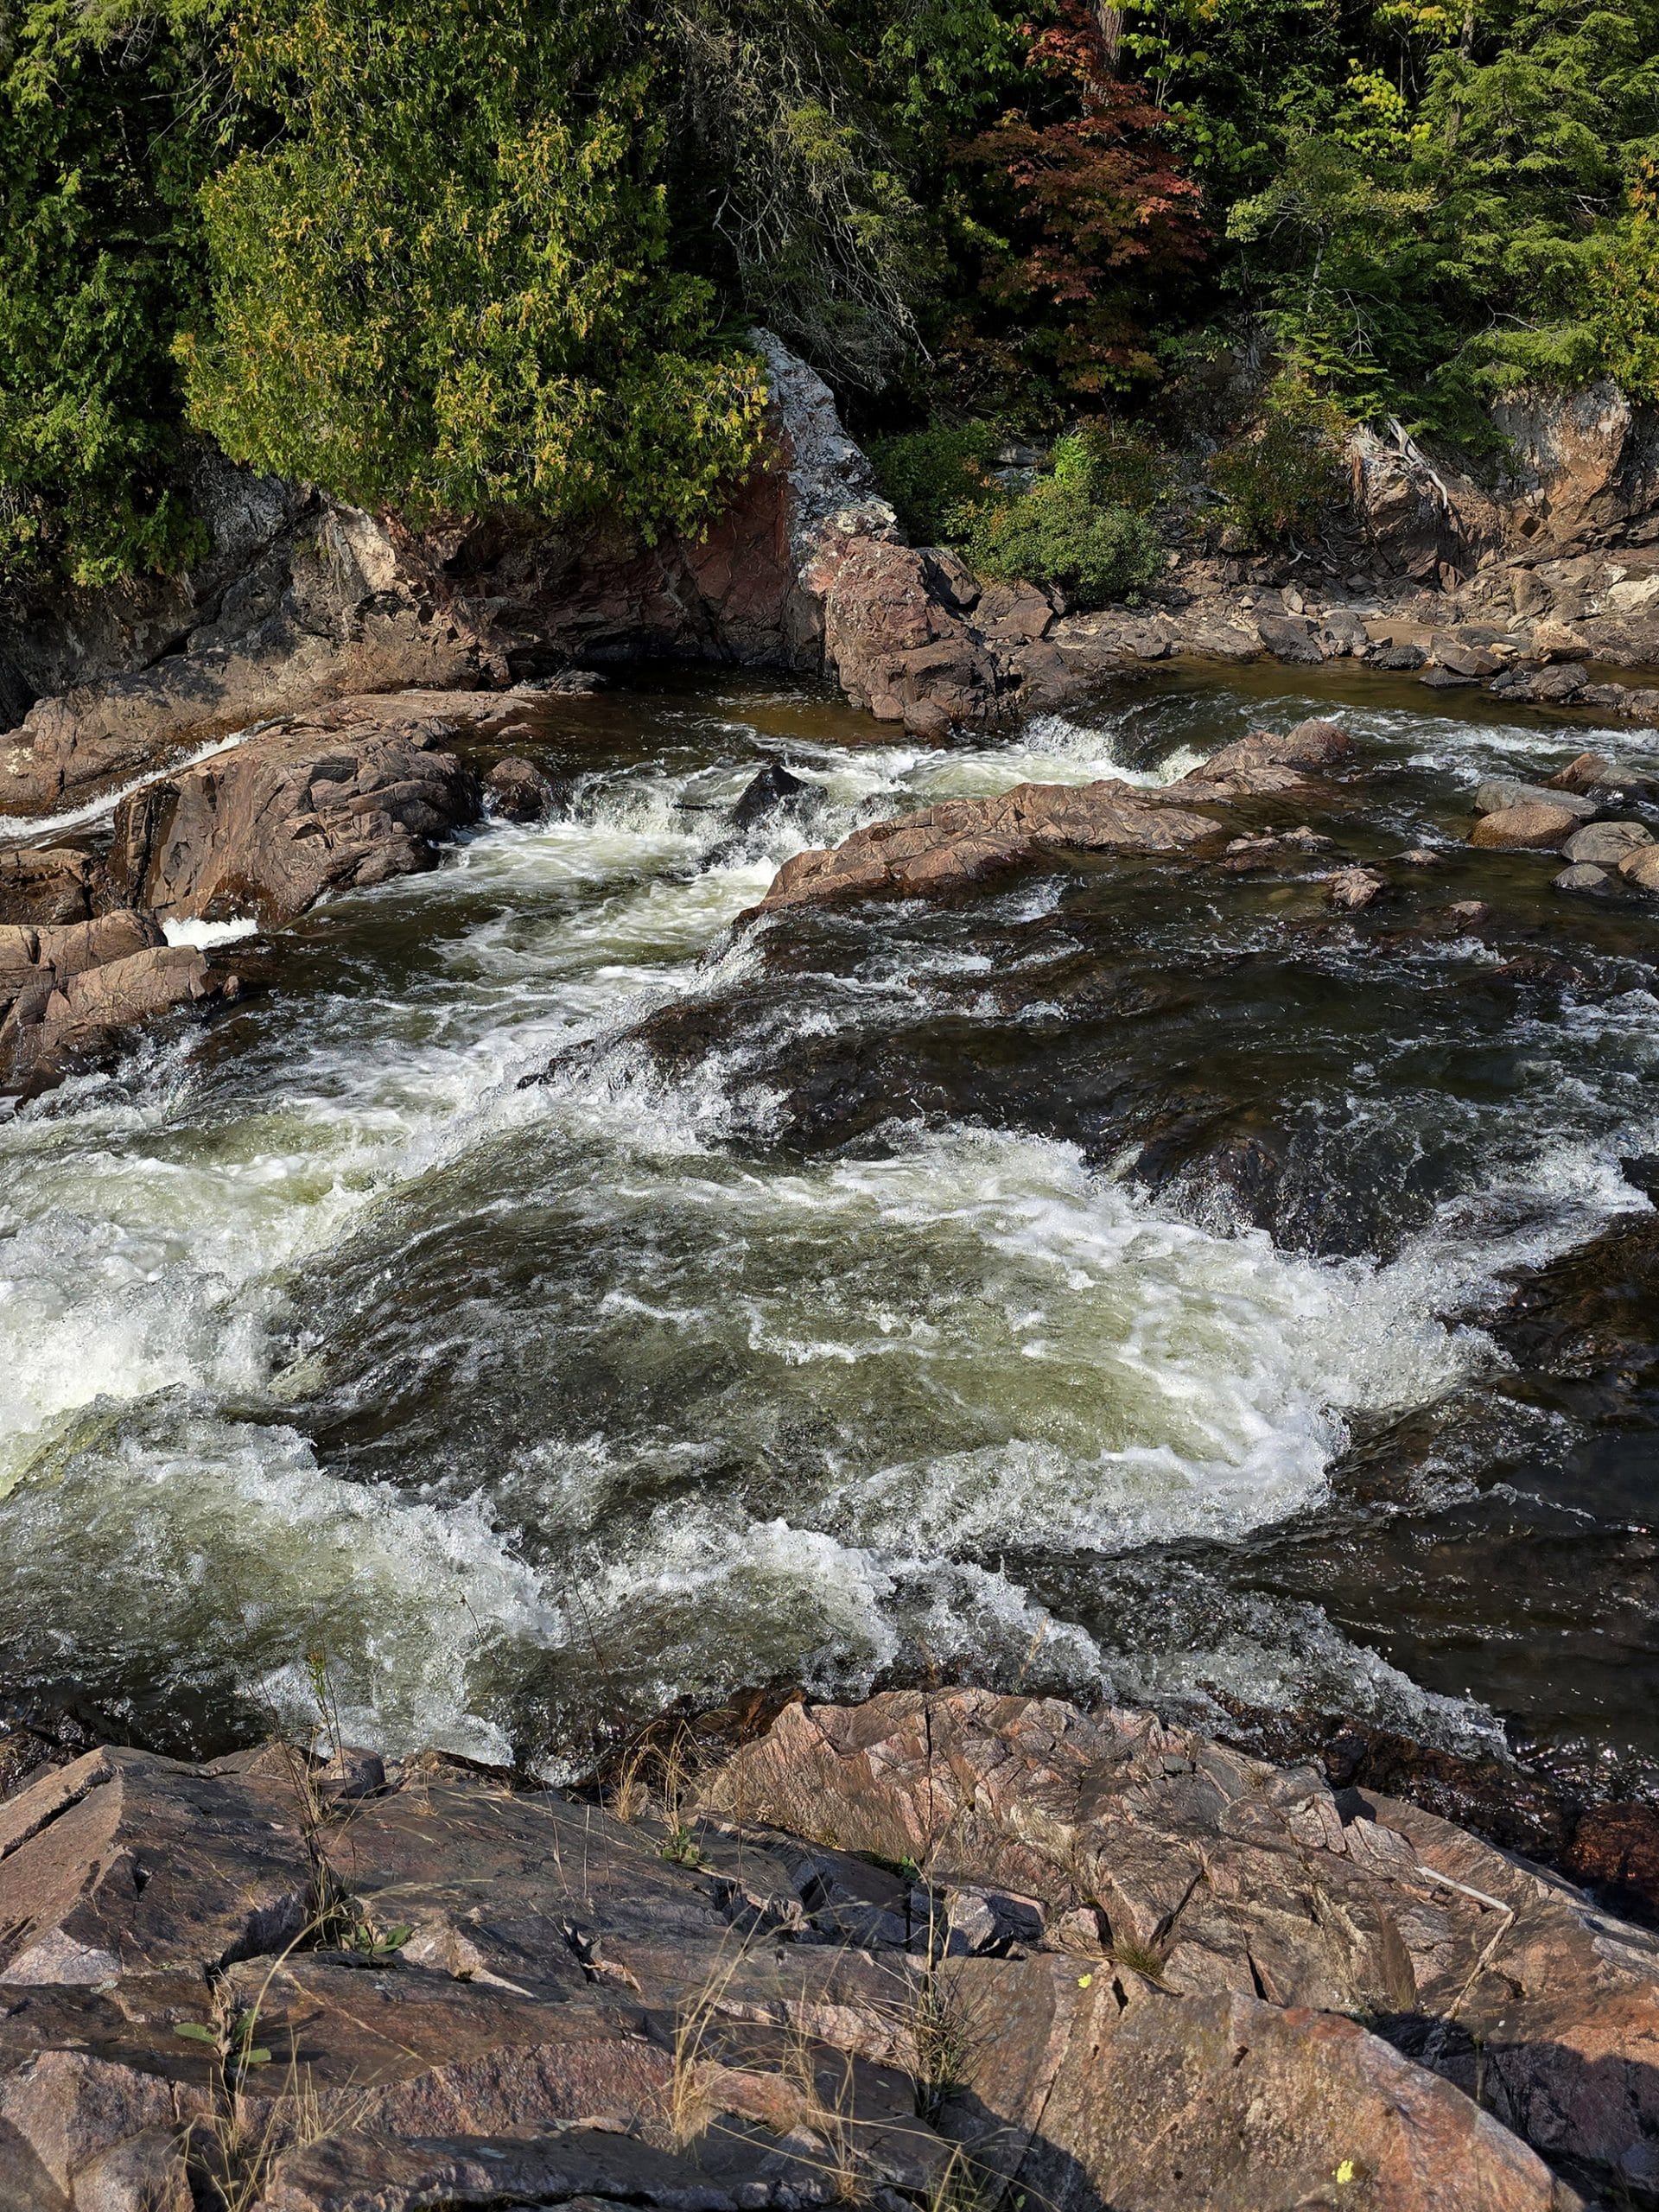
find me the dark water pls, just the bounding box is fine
[1,666,1655,1796]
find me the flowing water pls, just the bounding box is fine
[4,668,1656,1791]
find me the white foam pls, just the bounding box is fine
[162,915,262,950]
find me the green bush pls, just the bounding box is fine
[1207,378,1346,548]
[955,466,1162,605]
[868,423,1000,543]
[1066,421,1173,513]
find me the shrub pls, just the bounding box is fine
[869,423,1001,543]
[955,455,1162,604]
[1069,420,1173,513]
[1207,377,1346,548]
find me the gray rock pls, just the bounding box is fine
[1255,613,1325,663]
[1364,640,1426,670]
[1563,819,1653,867]
[1555,863,1613,894]
[1473,778,1596,819]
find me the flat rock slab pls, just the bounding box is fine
[752,721,1350,915]
[0,1688,1635,2209]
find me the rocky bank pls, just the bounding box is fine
[2,1687,1655,2211]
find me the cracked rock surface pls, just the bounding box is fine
[2,1687,1647,2209]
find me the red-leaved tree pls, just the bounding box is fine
[962,3,1205,391]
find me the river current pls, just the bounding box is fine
[4,668,1656,1794]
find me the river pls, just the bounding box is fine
[3,666,1655,1797]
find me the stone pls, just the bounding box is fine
[1529,660,1591,702]
[1469,802,1583,849]
[0,846,93,926]
[1550,749,1656,798]
[1398,848,1444,868]
[1563,820,1652,867]
[1443,899,1492,925]
[1187,718,1351,777]
[1420,664,1478,688]
[482,757,555,823]
[1255,613,1325,662]
[0,912,226,1095]
[1619,845,1659,893]
[705,1689,1659,2190]
[1325,866,1388,909]
[809,535,999,735]
[108,700,483,926]
[1531,618,1592,660]
[754,781,1222,912]
[1430,632,1500,677]
[1555,863,1612,894]
[1473,779,1596,819]
[1364,640,1427,670]
[729,761,810,833]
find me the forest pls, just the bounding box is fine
[2,0,1657,589]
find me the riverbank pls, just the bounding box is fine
[1,1686,1649,2210]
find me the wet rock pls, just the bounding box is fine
[0,915,226,1095]
[0,845,94,925]
[1190,716,1351,777]
[1420,664,1480,689]
[1442,899,1492,926]
[1566,1803,1659,1924]
[1325,866,1388,909]
[1620,846,1659,893]
[1469,802,1583,849]
[754,781,1221,911]
[1563,819,1652,867]
[482,756,555,823]
[1430,632,1500,677]
[1399,848,1445,867]
[1550,750,1656,799]
[1473,778,1596,819]
[1494,1209,1659,1376]
[109,699,482,926]
[1555,862,1612,894]
[730,760,810,833]
[1365,640,1427,670]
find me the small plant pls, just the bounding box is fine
[173,2007,272,2074]
[1207,374,1347,547]
[1108,1936,1168,1981]
[869,423,1000,543]
[659,1821,703,1867]
[955,448,1162,606]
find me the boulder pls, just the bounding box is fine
[1473,779,1596,819]
[1366,640,1428,670]
[0,913,223,1093]
[1563,820,1652,867]
[1185,718,1351,777]
[1255,613,1325,662]
[482,756,556,823]
[1325,866,1387,909]
[1555,862,1612,894]
[108,700,483,926]
[809,536,1000,736]
[729,761,810,833]
[755,780,1220,910]
[1469,802,1583,849]
[0,845,94,925]
[1619,845,1659,893]
[1530,619,1593,661]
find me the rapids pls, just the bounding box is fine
[3,667,1656,1790]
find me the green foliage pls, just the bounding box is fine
[0,0,218,588]
[868,423,1000,540]
[956,438,1164,602]
[180,0,767,537]
[1207,375,1347,544]
[1587,166,1659,402]
[1069,419,1173,512]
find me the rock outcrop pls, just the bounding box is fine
[105,693,493,927]
[0,911,223,1093]
[0,334,904,815]
[0,1686,1627,2211]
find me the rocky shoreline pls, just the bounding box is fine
[1,1685,1654,2211]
